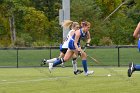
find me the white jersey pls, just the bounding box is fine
[62,29,74,48]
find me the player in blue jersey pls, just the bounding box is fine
[138,39,140,52]
[128,22,140,77]
[48,21,94,76]
[41,20,83,75]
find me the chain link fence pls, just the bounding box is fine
[0,45,139,68]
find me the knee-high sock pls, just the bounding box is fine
[135,65,140,71]
[72,58,77,71]
[82,60,88,73]
[53,58,63,67]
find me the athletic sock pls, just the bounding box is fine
[53,58,63,67]
[134,65,140,71]
[46,58,57,63]
[82,60,88,73]
[72,58,77,71]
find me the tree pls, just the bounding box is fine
[23,7,49,41]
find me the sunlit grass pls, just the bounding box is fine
[0,67,139,93]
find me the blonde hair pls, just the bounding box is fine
[62,20,79,29]
[81,21,91,27]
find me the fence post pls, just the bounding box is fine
[50,46,52,59]
[118,46,120,67]
[16,47,19,68]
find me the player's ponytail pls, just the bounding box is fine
[63,20,79,30]
[62,20,73,29]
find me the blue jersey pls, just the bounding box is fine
[138,39,140,49]
[68,29,87,50]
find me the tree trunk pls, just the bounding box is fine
[9,14,16,47]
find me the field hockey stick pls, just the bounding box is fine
[103,0,127,22]
[87,54,100,64]
[83,46,87,52]
[83,46,100,64]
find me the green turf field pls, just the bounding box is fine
[0,67,139,93]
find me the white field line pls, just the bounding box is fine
[0,76,73,85]
[0,70,137,85]
[133,72,140,74]
[112,69,126,72]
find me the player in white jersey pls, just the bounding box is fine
[41,20,83,75]
[62,30,73,49]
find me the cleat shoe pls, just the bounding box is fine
[85,70,94,76]
[48,63,53,73]
[128,62,135,77]
[60,63,65,68]
[74,69,83,75]
[41,59,46,66]
[128,69,131,77]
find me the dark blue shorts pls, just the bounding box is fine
[68,40,80,50]
[68,40,76,50]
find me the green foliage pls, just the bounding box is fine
[96,0,122,18]
[0,0,61,47]
[15,37,25,47]
[32,41,47,47]
[126,0,140,23]
[106,16,135,45]
[99,37,113,46]
[15,33,32,47]
[71,0,102,21]
[0,14,11,47]
[70,0,139,45]
[21,33,32,47]
[23,7,49,41]
[0,36,11,47]
[0,0,140,47]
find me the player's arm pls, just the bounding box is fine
[133,22,140,38]
[86,31,91,46]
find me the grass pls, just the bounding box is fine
[0,67,140,93]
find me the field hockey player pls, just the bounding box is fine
[41,20,83,75]
[128,22,140,77]
[48,21,94,76]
